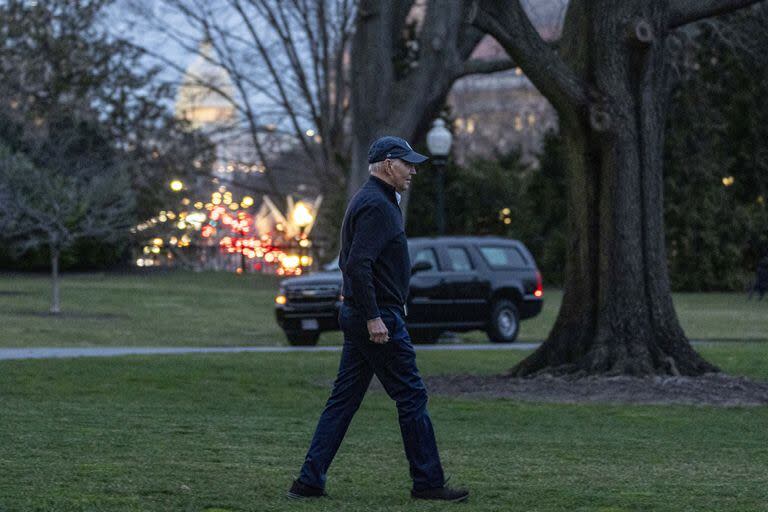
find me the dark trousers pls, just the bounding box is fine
[298,303,445,491]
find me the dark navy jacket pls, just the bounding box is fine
[339,176,410,320]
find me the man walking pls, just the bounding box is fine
[287,136,469,502]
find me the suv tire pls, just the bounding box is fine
[409,328,440,344]
[285,330,320,346]
[487,299,520,343]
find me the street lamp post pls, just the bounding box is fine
[426,119,453,235]
[239,226,247,274]
[292,201,314,271]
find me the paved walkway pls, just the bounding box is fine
[0,343,544,361]
[0,340,730,362]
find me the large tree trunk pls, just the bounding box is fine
[510,0,717,377]
[50,247,61,315]
[348,2,454,204]
[348,0,511,220]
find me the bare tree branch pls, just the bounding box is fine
[204,24,285,197]
[470,0,589,116]
[228,0,329,186]
[126,0,355,194]
[454,57,516,80]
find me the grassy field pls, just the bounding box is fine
[1,345,768,511]
[1,271,767,347]
[0,271,285,347]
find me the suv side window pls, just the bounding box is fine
[478,245,528,268]
[413,247,439,270]
[446,246,474,271]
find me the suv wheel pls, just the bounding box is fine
[487,300,520,343]
[285,330,320,346]
[409,328,440,344]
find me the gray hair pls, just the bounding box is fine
[369,160,387,175]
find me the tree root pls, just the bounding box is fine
[509,333,717,378]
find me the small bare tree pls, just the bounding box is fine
[0,143,134,314]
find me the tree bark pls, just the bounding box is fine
[348,0,512,220]
[499,0,721,376]
[349,1,454,199]
[50,247,61,315]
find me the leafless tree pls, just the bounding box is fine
[469,0,766,377]
[0,0,211,312]
[0,144,134,314]
[122,0,357,200]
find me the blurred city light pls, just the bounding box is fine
[292,202,314,228]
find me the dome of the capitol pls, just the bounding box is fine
[175,40,236,128]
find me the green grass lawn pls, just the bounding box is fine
[0,271,284,347]
[1,345,768,511]
[1,271,766,347]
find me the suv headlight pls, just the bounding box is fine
[275,287,287,305]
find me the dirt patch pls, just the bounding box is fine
[424,373,768,407]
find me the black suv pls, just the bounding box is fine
[274,236,543,345]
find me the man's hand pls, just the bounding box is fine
[367,317,389,344]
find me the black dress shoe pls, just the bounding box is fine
[286,479,327,499]
[411,486,469,502]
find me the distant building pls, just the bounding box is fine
[447,15,562,166]
[175,41,237,129]
[175,41,317,195]
[175,41,265,184]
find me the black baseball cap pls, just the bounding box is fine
[367,136,429,164]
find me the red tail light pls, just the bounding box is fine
[534,270,543,298]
